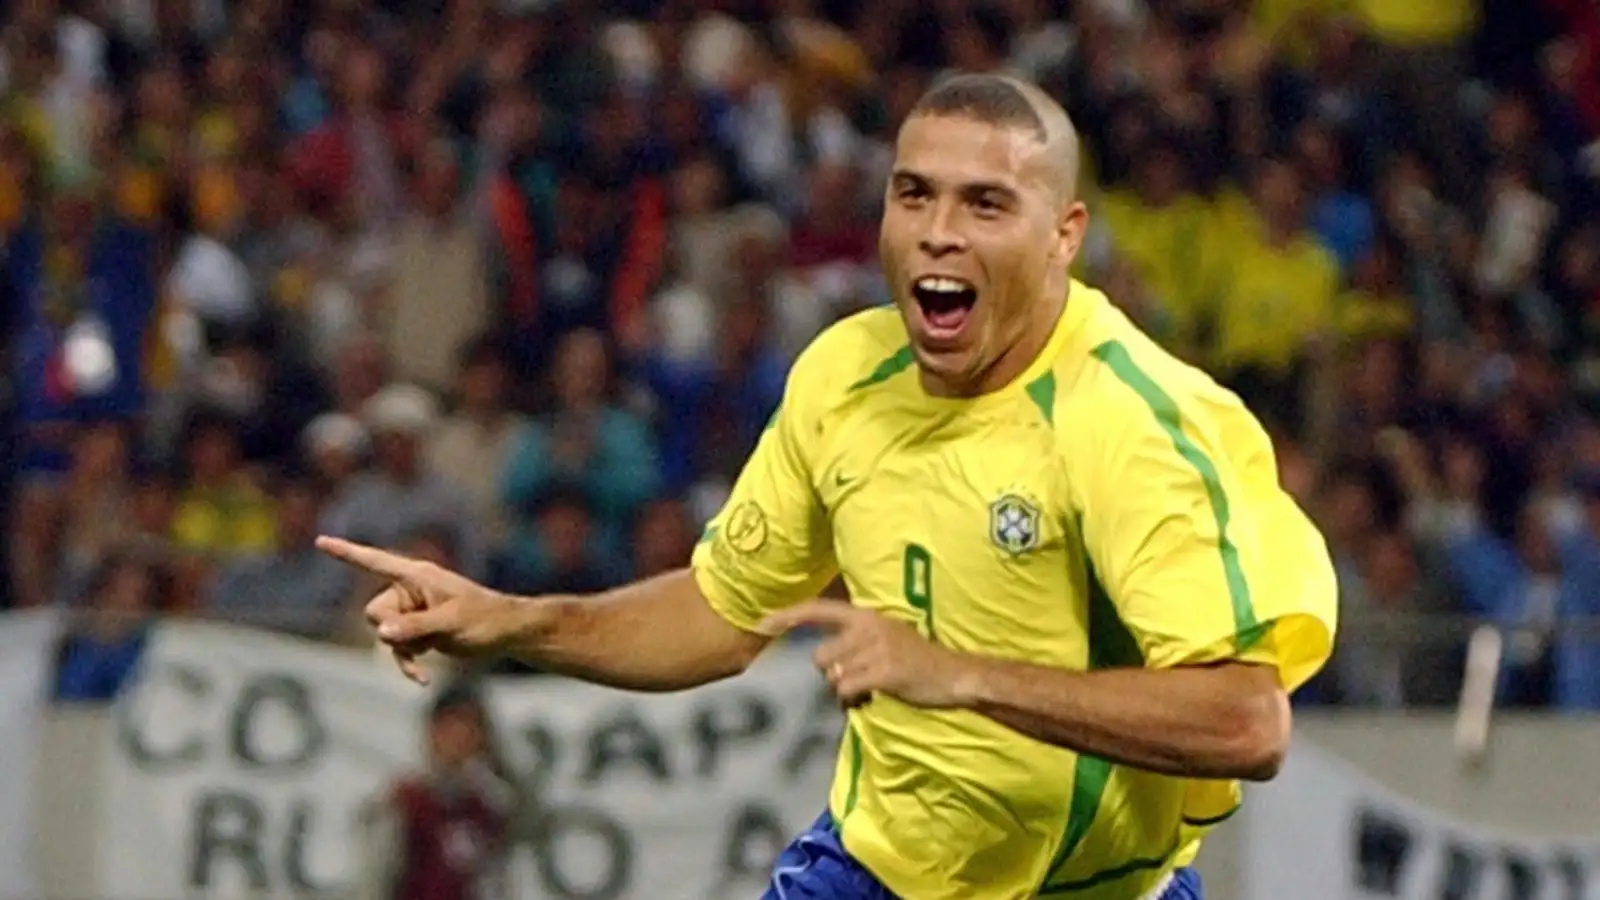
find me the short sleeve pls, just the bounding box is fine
[1079,344,1336,691]
[691,371,837,633]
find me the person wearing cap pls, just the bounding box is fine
[321,383,486,580]
[301,411,372,491]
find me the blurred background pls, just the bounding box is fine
[2,0,1599,897]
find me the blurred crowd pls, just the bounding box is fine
[2,0,1598,710]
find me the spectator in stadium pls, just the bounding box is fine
[427,336,532,547]
[1327,530,1463,708]
[302,412,371,498]
[1384,429,1600,709]
[168,407,276,563]
[1208,156,1340,431]
[502,327,660,552]
[206,474,353,639]
[383,139,493,396]
[1092,131,1210,360]
[54,549,169,703]
[324,383,485,580]
[357,679,516,900]
[496,484,613,601]
[44,419,136,604]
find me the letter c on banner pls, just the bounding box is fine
[229,675,327,770]
[116,663,209,769]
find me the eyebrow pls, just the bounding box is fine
[890,169,1022,201]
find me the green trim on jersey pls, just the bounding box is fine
[1041,838,1179,894]
[1025,370,1058,426]
[848,345,916,392]
[843,724,865,817]
[1041,553,1139,888]
[1089,340,1262,650]
[1043,754,1114,885]
[1086,558,1143,670]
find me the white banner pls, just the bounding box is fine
[1243,743,1600,900]
[0,610,63,900]
[99,620,841,899]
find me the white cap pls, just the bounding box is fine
[302,412,371,457]
[361,384,440,436]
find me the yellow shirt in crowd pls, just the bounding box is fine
[1207,228,1340,375]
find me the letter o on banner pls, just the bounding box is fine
[533,806,633,900]
[229,676,327,771]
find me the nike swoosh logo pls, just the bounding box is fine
[835,471,854,487]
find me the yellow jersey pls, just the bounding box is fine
[1349,0,1477,46]
[692,282,1337,899]
[1098,190,1215,356]
[1207,231,1339,375]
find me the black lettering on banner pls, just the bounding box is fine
[116,664,209,770]
[692,691,775,778]
[1353,806,1411,895]
[189,791,270,890]
[520,722,560,789]
[284,798,336,893]
[581,710,670,785]
[781,683,843,780]
[229,675,327,771]
[1554,853,1587,900]
[531,806,632,900]
[719,802,789,884]
[1438,842,1485,900]
[1501,851,1539,900]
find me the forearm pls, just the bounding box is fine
[501,568,768,692]
[953,658,1289,781]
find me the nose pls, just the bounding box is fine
[918,201,968,259]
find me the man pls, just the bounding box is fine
[320,74,1338,900]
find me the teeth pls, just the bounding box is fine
[916,276,971,294]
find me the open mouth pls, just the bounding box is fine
[912,276,978,337]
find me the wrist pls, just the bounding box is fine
[948,654,997,710]
[493,592,560,655]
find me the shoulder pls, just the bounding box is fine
[1061,296,1257,476]
[783,306,909,412]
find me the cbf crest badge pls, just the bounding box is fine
[989,491,1042,556]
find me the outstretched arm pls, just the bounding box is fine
[496,568,768,690]
[318,538,766,691]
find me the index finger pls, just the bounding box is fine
[316,536,415,579]
[757,600,858,637]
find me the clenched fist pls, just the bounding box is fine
[758,601,972,709]
[318,536,522,684]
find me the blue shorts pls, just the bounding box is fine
[762,812,1205,899]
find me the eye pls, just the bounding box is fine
[971,194,1005,218]
[896,183,931,206]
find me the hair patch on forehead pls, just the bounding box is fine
[910,73,1047,142]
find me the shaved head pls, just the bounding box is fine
[908,73,1082,201]
[881,70,1092,397]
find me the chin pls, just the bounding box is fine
[910,341,982,388]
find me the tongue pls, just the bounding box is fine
[926,305,970,331]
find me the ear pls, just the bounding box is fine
[1051,200,1090,269]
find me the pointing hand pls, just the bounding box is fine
[316,536,518,684]
[758,601,969,709]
